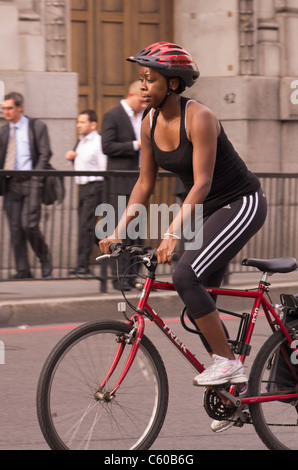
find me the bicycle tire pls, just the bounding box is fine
[249,319,298,450]
[36,320,169,450]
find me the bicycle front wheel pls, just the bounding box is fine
[37,320,169,450]
[249,319,298,450]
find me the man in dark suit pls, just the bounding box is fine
[101,81,146,290]
[0,92,52,278]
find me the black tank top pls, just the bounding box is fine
[151,97,260,217]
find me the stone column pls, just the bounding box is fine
[0,2,19,70]
[257,0,280,76]
[18,0,45,71]
[276,0,298,76]
[275,0,298,172]
[44,0,71,72]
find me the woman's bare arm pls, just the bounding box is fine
[99,113,158,253]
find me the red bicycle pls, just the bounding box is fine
[36,244,298,450]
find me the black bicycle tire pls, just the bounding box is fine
[36,320,169,450]
[249,319,298,450]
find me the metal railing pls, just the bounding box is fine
[232,173,297,274]
[0,170,297,291]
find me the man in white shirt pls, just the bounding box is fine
[65,110,107,275]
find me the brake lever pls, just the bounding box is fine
[96,243,124,262]
[95,253,111,262]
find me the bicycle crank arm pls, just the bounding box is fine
[215,387,242,407]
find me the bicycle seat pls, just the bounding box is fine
[241,257,297,273]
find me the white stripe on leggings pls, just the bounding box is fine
[191,192,259,278]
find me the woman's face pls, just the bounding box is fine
[139,67,168,108]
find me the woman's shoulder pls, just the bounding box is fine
[185,99,219,134]
[185,98,215,116]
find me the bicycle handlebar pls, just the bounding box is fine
[96,243,178,264]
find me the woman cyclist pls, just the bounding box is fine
[99,42,267,391]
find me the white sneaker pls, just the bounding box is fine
[193,354,248,386]
[211,418,235,433]
[211,409,250,433]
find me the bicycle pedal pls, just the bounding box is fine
[233,410,251,427]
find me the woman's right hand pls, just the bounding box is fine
[98,236,122,254]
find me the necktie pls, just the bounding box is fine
[4,125,17,170]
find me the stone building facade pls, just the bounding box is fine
[175,0,298,173]
[0,0,77,168]
[0,0,297,172]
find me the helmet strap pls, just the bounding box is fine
[155,77,172,110]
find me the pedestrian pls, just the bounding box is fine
[0,92,52,278]
[101,81,146,290]
[99,42,267,390]
[65,109,107,276]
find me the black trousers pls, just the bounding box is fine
[77,181,103,268]
[172,188,267,352]
[4,178,50,273]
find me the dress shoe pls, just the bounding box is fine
[68,267,90,277]
[41,258,52,278]
[10,271,33,279]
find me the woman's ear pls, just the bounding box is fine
[169,77,180,92]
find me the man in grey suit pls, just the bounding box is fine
[0,92,52,278]
[101,81,146,290]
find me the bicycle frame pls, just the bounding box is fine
[101,270,298,406]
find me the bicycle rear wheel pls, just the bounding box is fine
[37,320,169,450]
[249,319,298,450]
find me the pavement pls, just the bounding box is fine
[0,269,297,328]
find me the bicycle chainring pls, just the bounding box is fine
[203,388,237,421]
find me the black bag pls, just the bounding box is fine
[42,163,65,205]
[267,294,298,398]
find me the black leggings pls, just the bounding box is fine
[172,188,267,352]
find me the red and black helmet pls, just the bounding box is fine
[127,42,200,88]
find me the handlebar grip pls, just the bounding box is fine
[109,243,122,253]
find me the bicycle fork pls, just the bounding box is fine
[94,314,145,402]
[94,277,157,402]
